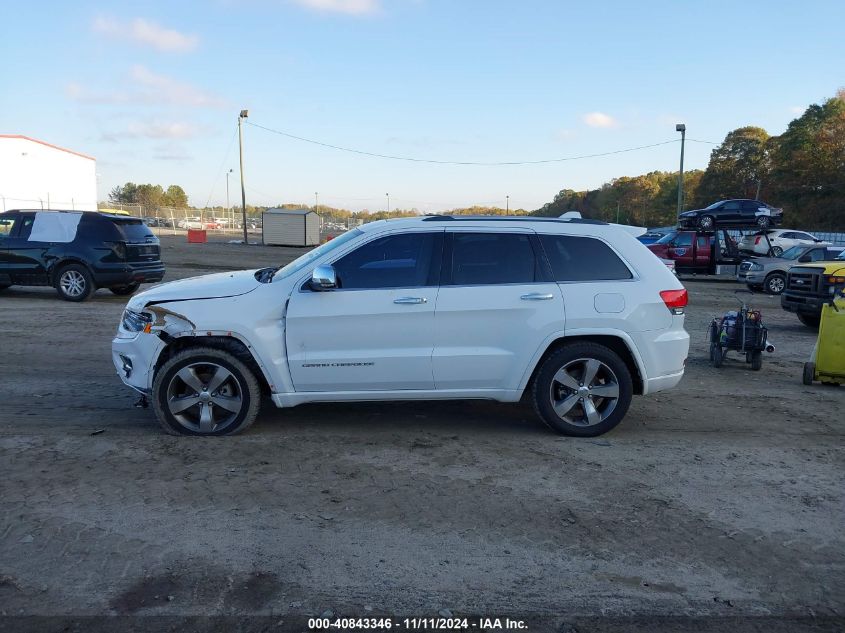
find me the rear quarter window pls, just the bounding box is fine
[539,235,633,282]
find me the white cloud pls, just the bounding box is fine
[67,66,226,109]
[92,16,198,53]
[290,0,379,15]
[789,105,805,114]
[153,143,192,161]
[101,119,204,142]
[582,112,618,128]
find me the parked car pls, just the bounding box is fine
[738,244,843,294]
[112,216,690,437]
[646,228,741,273]
[678,199,783,230]
[738,229,821,256]
[637,230,671,245]
[781,250,845,327]
[0,210,165,301]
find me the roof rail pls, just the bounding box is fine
[421,215,608,226]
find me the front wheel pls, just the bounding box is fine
[110,282,141,296]
[55,264,94,302]
[698,215,715,230]
[532,342,633,437]
[152,347,261,436]
[797,313,821,329]
[764,273,786,295]
[756,215,771,228]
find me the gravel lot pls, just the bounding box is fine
[1,235,843,631]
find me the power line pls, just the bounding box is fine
[246,120,681,166]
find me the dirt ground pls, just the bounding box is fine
[1,235,843,631]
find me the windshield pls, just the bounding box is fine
[779,245,805,260]
[274,229,363,280]
[655,231,678,245]
[703,201,723,210]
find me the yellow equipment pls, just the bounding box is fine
[803,290,845,386]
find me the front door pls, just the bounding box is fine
[0,213,16,285]
[3,213,50,285]
[286,230,444,392]
[432,230,564,391]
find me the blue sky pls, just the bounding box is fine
[2,0,843,212]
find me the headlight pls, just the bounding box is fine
[748,263,764,271]
[121,309,153,333]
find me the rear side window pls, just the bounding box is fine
[114,220,155,242]
[449,233,537,285]
[539,235,632,282]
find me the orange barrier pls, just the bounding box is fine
[187,229,207,243]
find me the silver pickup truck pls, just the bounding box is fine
[738,243,844,294]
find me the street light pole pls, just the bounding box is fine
[315,191,319,213]
[676,123,686,215]
[506,195,509,213]
[238,109,249,244]
[226,168,232,232]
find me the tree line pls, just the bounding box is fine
[108,182,189,210]
[536,90,845,230]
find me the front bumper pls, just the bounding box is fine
[112,333,164,393]
[737,270,765,284]
[781,293,824,315]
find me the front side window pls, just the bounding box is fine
[276,228,363,280]
[539,235,632,282]
[672,233,694,247]
[723,201,741,211]
[449,232,537,285]
[809,249,827,262]
[333,232,441,289]
[0,215,16,237]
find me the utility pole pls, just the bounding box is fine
[616,201,620,224]
[676,123,686,215]
[238,110,249,244]
[315,191,319,213]
[386,193,390,214]
[506,195,509,213]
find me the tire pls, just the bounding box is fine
[803,362,815,386]
[712,345,723,368]
[152,347,261,436]
[764,273,786,295]
[532,342,633,437]
[110,282,141,296]
[770,246,783,257]
[750,351,762,371]
[698,215,715,230]
[756,215,771,228]
[797,313,821,329]
[55,264,94,302]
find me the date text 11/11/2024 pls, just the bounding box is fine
[307,617,528,630]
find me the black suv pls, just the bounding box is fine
[678,199,783,230]
[0,210,165,301]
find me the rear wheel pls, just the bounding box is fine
[532,343,633,437]
[770,245,783,257]
[152,347,261,436]
[797,313,820,329]
[55,264,94,302]
[756,215,771,229]
[698,215,715,230]
[110,282,141,296]
[803,362,815,386]
[764,273,786,295]
[750,351,762,371]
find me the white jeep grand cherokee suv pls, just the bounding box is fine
[113,216,689,437]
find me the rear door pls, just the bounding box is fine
[432,230,563,391]
[739,200,761,222]
[694,234,711,269]
[721,200,743,222]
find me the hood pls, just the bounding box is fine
[128,269,261,310]
[747,256,789,267]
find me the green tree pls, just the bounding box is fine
[163,185,188,208]
[695,126,771,205]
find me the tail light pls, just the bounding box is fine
[105,241,127,259]
[754,236,762,245]
[660,289,688,315]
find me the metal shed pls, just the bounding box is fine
[262,208,320,246]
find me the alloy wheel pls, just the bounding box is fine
[548,358,620,427]
[767,275,785,294]
[166,362,244,433]
[60,270,87,297]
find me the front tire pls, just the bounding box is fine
[764,273,786,295]
[152,347,261,436]
[55,264,94,302]
[797,313,821,329]
[756,216,771,228]
[698,215,715,230]
[532,342,633,437]
[110,282,141,296]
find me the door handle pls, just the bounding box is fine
[521,293,555,301]
[394,297,427,304]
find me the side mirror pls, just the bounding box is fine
[310,264,337,291]
[798,255,811,263]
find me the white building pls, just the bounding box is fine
[0,135,97,212]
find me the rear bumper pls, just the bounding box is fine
[630,323,690,395]
[93,263,165,287]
